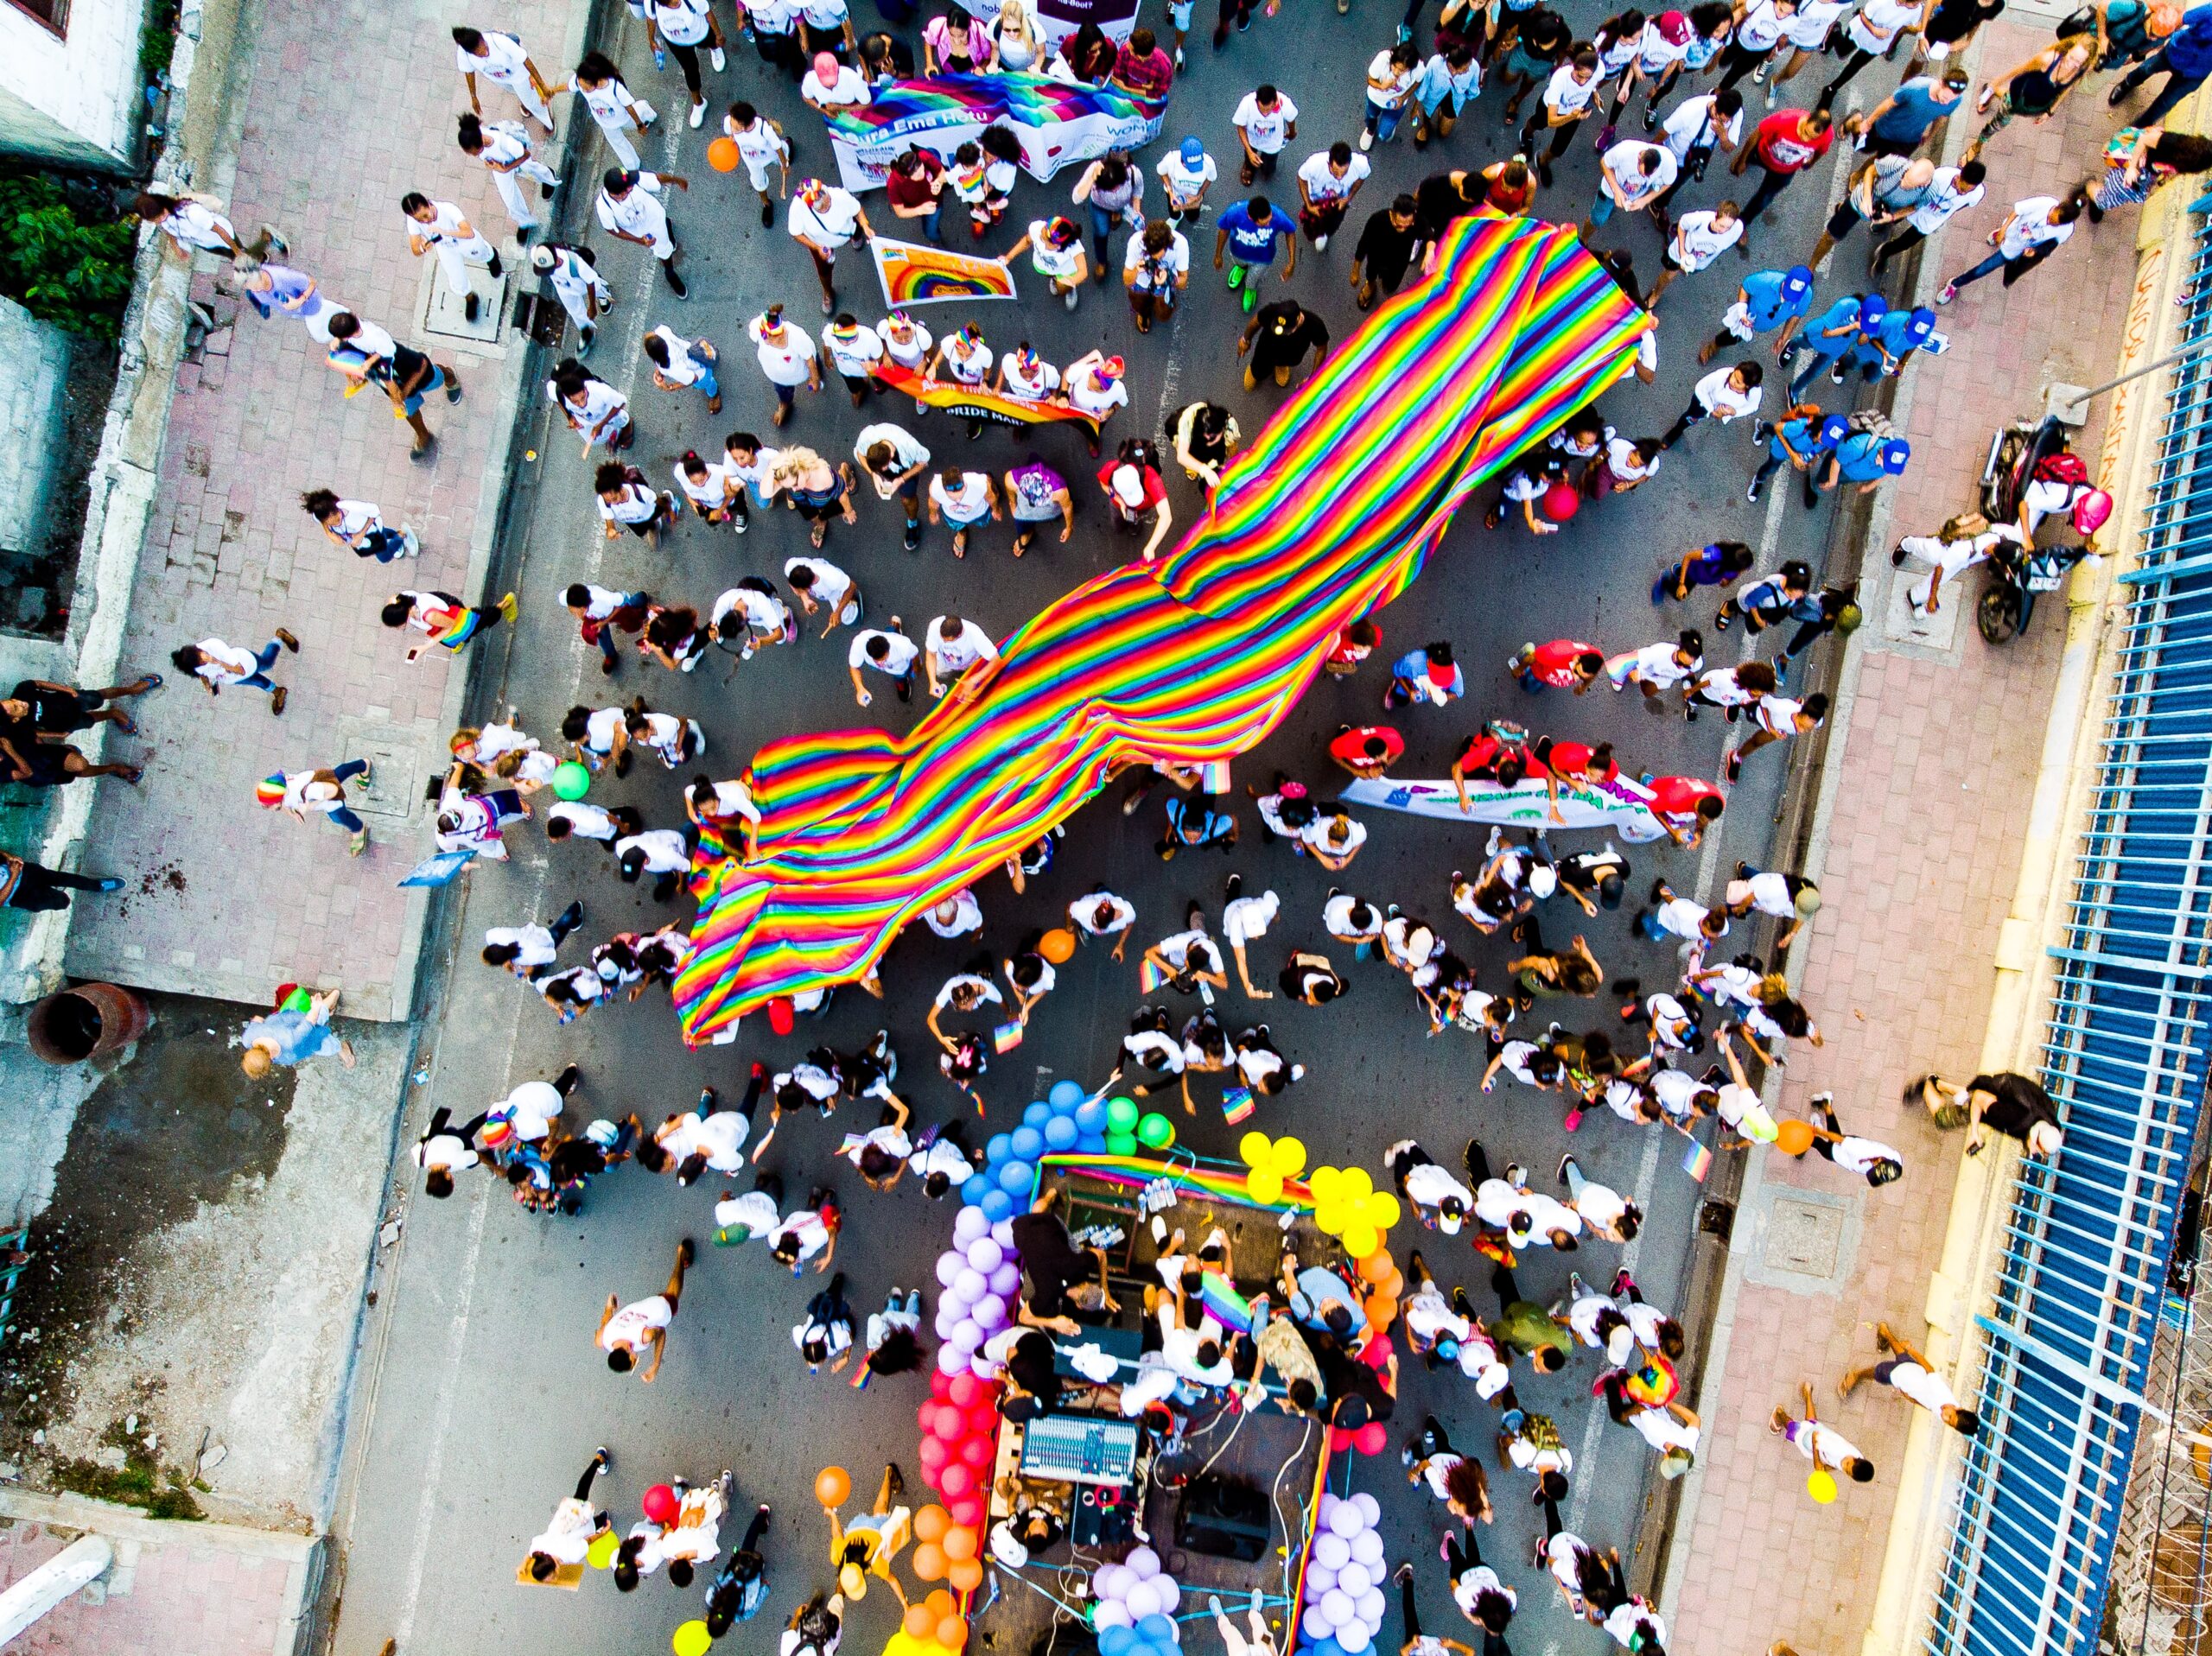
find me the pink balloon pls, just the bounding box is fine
[948,1371,982,1408]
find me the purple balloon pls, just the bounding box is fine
[966,1236,1006,1273]
[989,1261,1022,1297]
[936,1343,969,1375]
[953,1207,989,1244]
[950,1317,983,1351]
[936,1252,966,1288]
[954,1267,988,1303]
[974,1296,1009,1332]
[991,1218,1016,1249]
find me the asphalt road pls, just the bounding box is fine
[326,5,1874,1653]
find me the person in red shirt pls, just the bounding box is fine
[1328,724,1405,777]
[1452,725,1545,809]
[1508,638,1603,694]
[883,147,946,244]
[1110,28,1174,99]
[1096,443,1173,561]
[1729,105,1833,246]
[1324,618,1381,677]
[1646,774,1725,847]
[1533,736,1618,823]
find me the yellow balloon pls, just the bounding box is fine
[1249,1168,1287,1204]
[586,1530,620,1570]
[1313,1202,1348,1235]
[1308,1165,1344,1204]
[1339,1167,1374,1201]
[1364,1191,1402,1229]
[674,1621,715,1656]
[1270,1136,1308,1178]
[1240,1131,1274,1169]
[1808,1469,1838,1505]
[1342,1222,1381,1258]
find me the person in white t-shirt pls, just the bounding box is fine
[1936,192,2085,308]
[1582,139,1675,241]
[651,0,728,124]
[1771,1379,1875,1482]
[1070,888,1137,959]
[1361,43,1421,149]
[596,167,688,295]
[454,25,556,129]
[820,314,886,406]
[596,1238,693,1380]
[1658,359,1763,450]
[788,177,874,312]
[848,623,918,707]
[1385,1139,1474,1234]
[1294,142,1371,248]
[925,612,1001,701]
[800,50,871,115]
[1218,873,1280,998]
[1157,136,1218,223]
[1796,1089,1903,1186]
[1644,203,1744,307]
[1231,86,1300,185]
[1840,1322,1980,1437]
[926,468,1001,559]
[1518,48,1601,184]
[748,305,823,424]
[524,1448,613,1581]
[402,194,501,314]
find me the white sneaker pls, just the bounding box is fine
[709,46,726,69]
[400,526,421,557]
[1175,46,1185,67]
[689,99,706,128]
[1313,232,1329,250]
[1358,130,1376,151]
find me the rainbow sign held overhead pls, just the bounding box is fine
[822,72,1165,190]
[673,213,1648,1044]
[872,238,1020,307]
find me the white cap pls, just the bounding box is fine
[1111,465,1146,507]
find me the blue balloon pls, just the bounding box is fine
[1308,1640,1345,1656]
[1044,1115,1079,1150]
[1010,1126,1046,1161]
[1077,1132,1109,1154]
[1023,1101,1054,1127]
[1100,1628,1137,1656]
[1074,1099,1109,1132]
[980,1187,1016,1222]
[1136,1616,1177,1647]
[1050,1079,1086,1109]
[998,1158,1034,1193]
[962,1177,991,1208]
[985,1133,1015,1167]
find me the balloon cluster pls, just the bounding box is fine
[1235,1132,1310,1205]
[903,1588,976,1650]
[1305,1167,1402,1262]
[911,1379,995,1593]
[1298,1494,1390,1656]
[935,1207,1023,1376]
[1090,1545,1185,1647]
[962,1080,1116,1223]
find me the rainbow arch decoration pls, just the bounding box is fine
[673,212,1649,1044]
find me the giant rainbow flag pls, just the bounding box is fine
[673,213,1648,1044]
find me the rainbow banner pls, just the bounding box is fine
[869,360,1097,435]
[673,213,1649,1044]
[872,238,1020,308]
[822,73,1165,192]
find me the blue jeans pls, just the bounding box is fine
[1363,98,1404,141]
[238,640,284,693]
[327,759,369,833]
[693,364,720,400]
[1086,201,1121,264]
[1945,249,2013,293]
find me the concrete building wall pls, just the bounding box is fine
[0,293,74,565]
[0,0,149,171]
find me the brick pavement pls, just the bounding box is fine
[61,0,582,1019]
[1664,23,2148,1654]
[0,1513,313,1656]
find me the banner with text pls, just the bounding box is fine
[823,72,1166,193]
[872,237,1020,307]
[1340,775,1675,842]
[869,360,1100,435]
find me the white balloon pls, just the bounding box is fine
[954,1208,989,1243]
[1152,1577,1182,1615]
[989,1261,1023,1297]
[1335,1561,1371,1598]
[1302,1608,1333,1644]
[950,1317,983,1351]
[1320,1589,1356,1628]
[1128,1545,1161,1581]
[1313,1532,1351,1570]
[1356,1589,1386,1627]
[974,1296,1009,1333]
[991,1218,1017,1248]
[1122,1581,1159,1621]
[1351,1493,1382,1527]
[1093,1602,1134,1631]
[967,1237,1006,1272]
[1328,1501,1364,1539]
[1316,1493,1339,1522]
[1304,1563,1338,1597]
[1350,1530,1385,1567]
[1096,1564,1132,1602]
[1338,1623,1372,1654]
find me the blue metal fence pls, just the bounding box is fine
[1922,222,2212,1656]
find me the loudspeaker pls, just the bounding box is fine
[1175,1473,1270,1562]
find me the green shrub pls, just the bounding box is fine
[0,175,136,343]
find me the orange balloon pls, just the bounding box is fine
[816,1466,852,1507]
[914,1505,951,1544]
[912,1543,947,1582]
[1039,927,1077,965]
[1776,1119,1816,1157]
[707,136,741,172]
[1366,1293,1400,1330]
[946,1558,984,1593]
[925,1589,958,1620]
[943,1526,978,1562]
[938,1617,970,1648]
[1357,1250,1395,1284]
[1378,1266,1406,1299]
[904,1606,937,1639]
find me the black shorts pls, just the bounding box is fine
[1825,200,1865,238]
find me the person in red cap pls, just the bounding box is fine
[1509,639,1604,695]
[1615,10,1694,124]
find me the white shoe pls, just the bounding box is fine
[709,46,726,69]
[689,99,706,128]
[1175,47,1185,67]
[400,526,421,557]
[1313,232,1328,250]
[1358,130,1376,151]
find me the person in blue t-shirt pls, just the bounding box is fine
[1815,430,1909,505]
[1213,195,1299,312]
[1699,263,1814,365]
[2108,1,2212,124]
[1860,68,1968,156]
[1748,410,1845,506]
[1783,293,1884,400]
[1843,305,1936,384]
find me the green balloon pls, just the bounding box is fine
[1105,1131,1139,1156]
[552,760,591,801]
[1135,1112,1174,1149]
[1105,1095,1141,1132]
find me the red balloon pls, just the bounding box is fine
[931,1369,956,1399]
[959,1434,994,1469]
[918,1435,950,1470]
[933,1408,968,1443]
[1353,1421,1389,1456]
[768,995,796,1036]
[948,1496,984,1529]
[1541,480,1581,523]
[938,1462,975,1499]
[917,1402,942,1436]
[642,1483,678,1526]
[965,1404,1001,1437]
[948,1371,981,1407]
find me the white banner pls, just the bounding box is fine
[953,0,1142,50]
[822,73,1166,194]
[1340,775,1674,842]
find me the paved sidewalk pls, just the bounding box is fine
[0,1492,319,1656]
[61,0,583,1019]
[1663,23,2147,1654]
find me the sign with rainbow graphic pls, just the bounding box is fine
[870,238,1019,308]
[823,73,1165,192]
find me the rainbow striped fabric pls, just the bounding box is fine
[673,213,1647,1044]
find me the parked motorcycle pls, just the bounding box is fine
[1975,414,2109,644]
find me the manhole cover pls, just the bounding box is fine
[415,262,511,353]
[1765,1196,1846,1278]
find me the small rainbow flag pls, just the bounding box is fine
[1201,759,1231,794]
[993,1020,1025,1054]
[1220,1086,1254,1126]
[1138,959,1166,993]
[255,774,287,809]
[1198,1270,1254,1334]
[1681,1139,1713,1182]
[872,238,1018,308]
